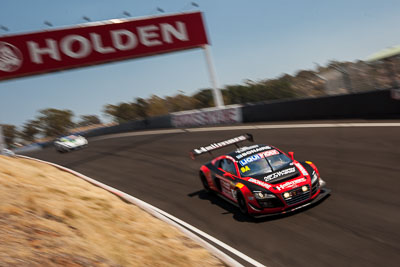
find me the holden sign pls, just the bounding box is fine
[0,12,208,81]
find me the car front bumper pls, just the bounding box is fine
[248,187,331,217]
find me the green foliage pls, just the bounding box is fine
[37,108,74,137]
[0,124,17,147]
[78,115,101,127]
[102,77,299,122]
[19,120,40,142]
[132,97,149,119]
[103,103,137,123]
[222,77,296,105]
[146,95,169,116]
[165,93,198,112]
[192,89,214,108]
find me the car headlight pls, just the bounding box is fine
[311,171,318,184]
[253,191,276,199]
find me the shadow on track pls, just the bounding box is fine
[188,189,331,223]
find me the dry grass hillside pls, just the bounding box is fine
[0,155,225,266]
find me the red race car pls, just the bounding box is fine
[190,133,330,217]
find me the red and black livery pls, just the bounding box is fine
[190,133,330,217]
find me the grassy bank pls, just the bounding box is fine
[0,155,224,266]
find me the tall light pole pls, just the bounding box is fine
[203,45,224,107]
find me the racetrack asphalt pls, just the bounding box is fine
[25,122,400,267]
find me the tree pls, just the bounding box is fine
[146,95,169,116]
[77,115,101,127]
[19,120,40,143]
[132,97,149,119]
[37,108,74,137]
[262,76,296,100]
[223,84,253,104]
[0,124,17,147]
[165,93,197,112]
[192,89,214,108]
[103,102,137,123]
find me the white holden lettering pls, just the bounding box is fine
[28,40,60,63]
[161,21,188,43]
[25,21,190,63]
[137,25,162,47]
[111,30,137,51]
[60,35,92,59]
[90,33,116,54]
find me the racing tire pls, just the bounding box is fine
[199,172,211,193]
[236,190,249,215]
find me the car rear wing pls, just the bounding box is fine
[190,133,254,159]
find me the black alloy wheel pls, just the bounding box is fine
[236,190,249,215]
[199,172,211,193]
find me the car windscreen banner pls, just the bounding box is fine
[0,12,208,81]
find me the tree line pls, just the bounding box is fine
[4,58,392,148]
[1,110,101,147]
[103,75,298,123]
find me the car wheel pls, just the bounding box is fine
[236,190,249,215]
[199,172,211,193]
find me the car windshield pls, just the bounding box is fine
[60,136,77,142]
[239,153,292,177]
[267,154,292,170]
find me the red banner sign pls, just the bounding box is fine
[0,12,208,81]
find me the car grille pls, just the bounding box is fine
[311,180,319,196]
[282,186,311,206]
[257,198,284,208]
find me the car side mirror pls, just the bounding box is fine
[288,151,294,160]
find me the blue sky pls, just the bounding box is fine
[1,0,400,127]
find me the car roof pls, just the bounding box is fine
[226,144,277,161]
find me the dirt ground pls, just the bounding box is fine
[0,155,225,266]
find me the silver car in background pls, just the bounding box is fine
[54,135,88,153]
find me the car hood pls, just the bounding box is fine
[250,166,301,184]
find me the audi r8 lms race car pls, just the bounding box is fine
[54,134,88,153]
[190,134,330,217]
